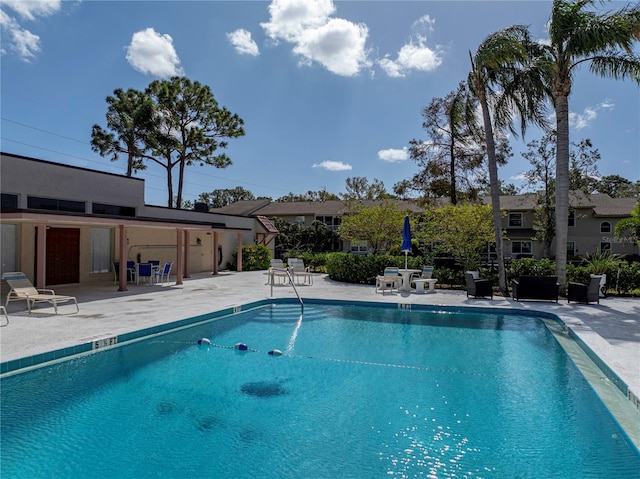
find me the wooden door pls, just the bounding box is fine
[45,228,80,285]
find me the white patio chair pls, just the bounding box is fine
[2,272,79,314]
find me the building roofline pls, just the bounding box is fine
[1,151,144,182]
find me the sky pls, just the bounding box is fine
[1,0,639,207]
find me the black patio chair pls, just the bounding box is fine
[567,277,601,304]
[465,271,493,299]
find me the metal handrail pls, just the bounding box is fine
[270,267,304,313]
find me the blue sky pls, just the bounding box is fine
[1,0,638,206]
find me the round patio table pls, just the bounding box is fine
[398,269,421,292]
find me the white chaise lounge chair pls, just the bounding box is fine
[288,258,313,285]
[2,272,79,314]
[376,267,400,294]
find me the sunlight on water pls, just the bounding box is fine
[1,304,639,478]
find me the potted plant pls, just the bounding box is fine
[582,250,623,297]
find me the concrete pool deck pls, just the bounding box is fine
[2,270,639,412]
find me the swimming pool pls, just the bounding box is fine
[2,301,639,478]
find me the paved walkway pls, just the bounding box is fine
[2,271,639,410]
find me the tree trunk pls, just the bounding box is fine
[177,154,186,209]
[555,92,570,292]
[449,140,457,205]
[126,151,134,177]
[479,94,507,293]
[166,157,174,208]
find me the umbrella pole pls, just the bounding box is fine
[405,252,408,270]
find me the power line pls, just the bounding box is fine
[1,117,296,195]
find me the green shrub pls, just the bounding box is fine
[612,261,640,295]
[283,251,328,272]
[229,244,271,271]
[508,258,555,281]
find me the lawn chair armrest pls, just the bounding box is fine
[36,288,56,295]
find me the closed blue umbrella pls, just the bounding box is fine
[401,215,412,269]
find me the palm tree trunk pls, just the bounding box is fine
[555,92,570,292]
[479,96,507,293]
[449,141,457,205]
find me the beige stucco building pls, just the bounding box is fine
[0,153,263,290]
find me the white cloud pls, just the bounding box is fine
[0,0,62,61]
[261,0,370,76]
[378,35,442,78]
[510,173,528,182]
[598,99,615,110]
[2,0,61,21]
[378,147,408,163]
[549,100,616,131]
[312,160,352,171]
[293,18,370,76]
[261,0,335,43]
[227,28,259,56]
[569,107,597,130]
[412,15,435,31]
[126,28,184,78]
[9,25,41,60]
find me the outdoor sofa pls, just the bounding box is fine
[511,275,559,302]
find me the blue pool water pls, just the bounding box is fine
[2,303,639,478]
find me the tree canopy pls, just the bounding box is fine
[92,76,245,208]
[417,203,496,271]
[337,201,408,254]
[91,88,155,177]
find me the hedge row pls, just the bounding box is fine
[319,252,640,295]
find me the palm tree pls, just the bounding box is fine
[468,26,548,293]
[543,0,640,290]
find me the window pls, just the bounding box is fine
[1,224,17,272]
[600,222,611,233]
[1,193,18,209]
[27,196,85,213]
[92,203,135,217]
[511,241,532,255]
[294,216,305,225]
[90,228,113,273]
[567,241,576,258]
[568,211,575,227]
[350,240,369,254]
[317,215,341,231]
[508,213,523,227]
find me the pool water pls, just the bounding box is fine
[2,303,639,478]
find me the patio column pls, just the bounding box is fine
[183,230,190,279]
[36,222,47,289]
[212,231,219,275]
[118,225,128,292]
[236,232,243,272]
[175,228,184,285]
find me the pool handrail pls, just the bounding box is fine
[270,267,304,313]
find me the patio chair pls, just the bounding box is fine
[154,262,173,284]
[288,258,313,285]
[465,271,493,299]
[136,263,154,285]
[113,261,136,284]
[268,259,290,285]
[376,267,400,294]
[410,266,437,293]
[2,272,79,314]
[567,277,600,304]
